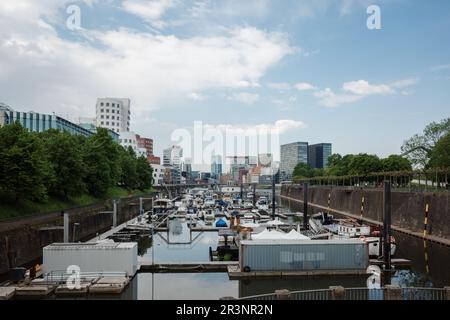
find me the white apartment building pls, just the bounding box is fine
[96,98,131,134]
[119,131,146,157]
[163,146,183,184]
[152,164,165,186]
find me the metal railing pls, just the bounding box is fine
[291,168,450,191]
[43,270,128,284]
[290,289,332,300]
[238,287,449,301]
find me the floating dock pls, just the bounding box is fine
[139,262,238,273]
[227,265,369,280]
[0,287,16,300]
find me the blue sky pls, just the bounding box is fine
[0,0,449,166]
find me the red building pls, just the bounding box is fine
[136,134,154,157]
[148,155,161,165]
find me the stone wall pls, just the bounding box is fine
[281,185,450,241]
[0,195,154,274]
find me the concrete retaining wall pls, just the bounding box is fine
[0,195,154,274]
[281,185,450,242]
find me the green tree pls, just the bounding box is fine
[348,154,382,176]
[119,146,139,190]
[401,118,450,168]
[381,155,412,172]
[428,132,450,169]
[41,130,86,199]
[83,128,120,197]
[327,154,343,168]
[136,155,153,190]
[312,168,324,177]
[0,123,52,202]
[293,163,314,179]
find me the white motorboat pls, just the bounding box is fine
[256,197,269,211]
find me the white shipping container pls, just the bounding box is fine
[43,242,138,277]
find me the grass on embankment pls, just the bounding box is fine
[0,187,153,221]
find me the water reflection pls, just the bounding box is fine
[281,197,450,288]
[126,203,450,300]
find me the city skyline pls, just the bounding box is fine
[1,1,449,159]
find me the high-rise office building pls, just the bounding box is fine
[308,143,333,169]
[136,134,154,157]
[1,104,97,138]
[163,146,183,184]
[211,155,223,181]
[280,142,309,181]
[96,98,131,134]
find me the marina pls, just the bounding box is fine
[1,185,449,300]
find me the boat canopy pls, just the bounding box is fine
[251,229,310,240]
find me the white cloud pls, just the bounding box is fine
[205,119,306,135]
[294,82,316,91]
[315,78,419,107]
[390,78,419,88]
[228,92,260,105]
[122,0,176,28]
[343,80,394,95]
[315,88,363,108]
[0,0,293,120]
[189,92,207,101]
[430,64,450,71]
[268,82,291,90]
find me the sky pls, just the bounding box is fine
[0,0,449,168]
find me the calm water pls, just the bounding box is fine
[117,201,450,300]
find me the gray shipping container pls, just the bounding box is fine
[240,239,368,272]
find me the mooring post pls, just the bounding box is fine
[63,212,69,243]
[383,181,392,270]
[272,176,276,219]
[303,183,308,230]
[275,289,291,300]
[113,200,118,228]
[252,183,256,207]
[240,183,244,203]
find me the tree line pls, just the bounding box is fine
[292,118,450,180]
[0,122,153,203]
[293,154,412,179]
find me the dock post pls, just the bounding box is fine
[275,289,291,300]
[329,286,345,300]
[252,184,256,207]
[303,183,308,230]
[383,181,392,270]
[63,212,69,243]
[385,284,402,300]
[240,183,244,202]
[444,287,450,300]
[139,197,143,216]
[272,175,276,219]
[113,200,117,228]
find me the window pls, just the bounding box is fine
[101,121,104,125]
[106,109,110,113]
[106,103,110,106]
[101,103,104,106]
[101,109,104,113]
[111,110,115,114]
[106,122,109,125]
[119,139,122,143]
[106,116,109,119]
[112,116,115,120]
[112,103,115,107]
[101,115,104,119]
[117,117,120,121]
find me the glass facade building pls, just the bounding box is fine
[308,143,333,169]
[280,142,309,181]
[3,110,93,137]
